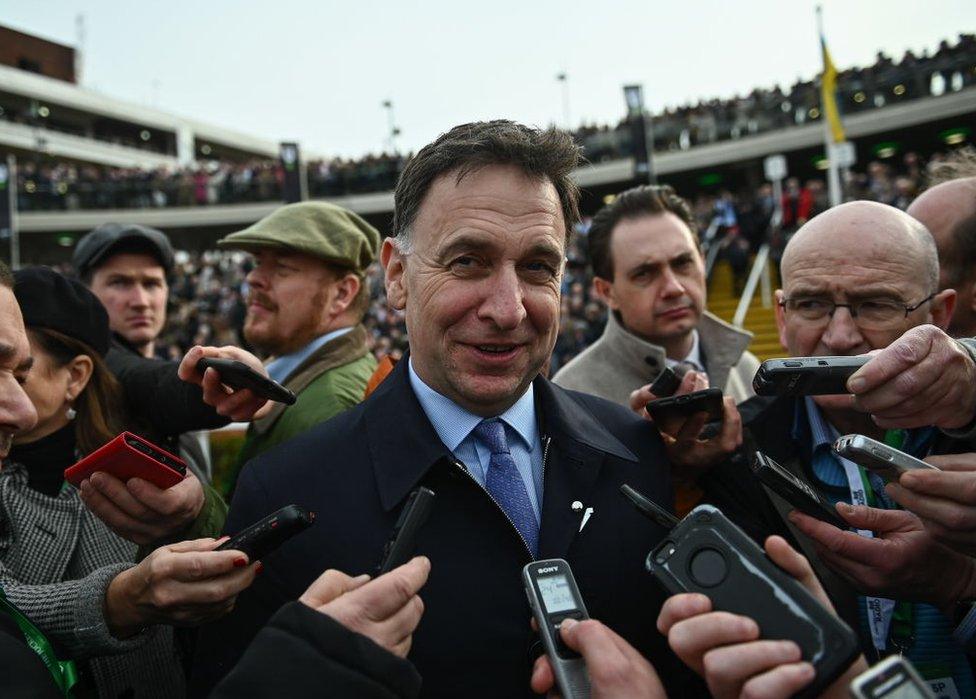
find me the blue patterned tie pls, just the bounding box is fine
[473,419,539,557]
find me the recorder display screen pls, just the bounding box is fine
[537,574,577,613]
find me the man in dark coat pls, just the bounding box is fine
[192,121,694,697]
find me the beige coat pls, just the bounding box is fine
[553,310,760,406]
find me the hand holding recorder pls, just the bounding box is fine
[845,325,976,430]
[632,369,742,482]
[789,504,976,609]
[299,556,431,659]
[70,432,206,546]
[178,345,286,422]
[884,451,976,557]
[529,617,666,699]
[658,535,867,699]
[622,485,861,699]
[105,536,260,639]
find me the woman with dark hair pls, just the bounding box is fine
[3,267,258,697]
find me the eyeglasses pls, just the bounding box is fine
[779,293,936,330]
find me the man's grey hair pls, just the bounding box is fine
[392,227,414,255]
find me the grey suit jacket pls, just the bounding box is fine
[0,462,184,698]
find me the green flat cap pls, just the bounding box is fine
[217,201,381,274]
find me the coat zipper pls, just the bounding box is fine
[452,434,551,560]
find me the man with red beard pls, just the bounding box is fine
[218,201,380,491]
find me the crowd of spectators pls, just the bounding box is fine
[9,34,975,212]
[78,147,947,375]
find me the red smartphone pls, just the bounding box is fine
[64,431,187,489]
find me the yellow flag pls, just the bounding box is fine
[820,36,845,143]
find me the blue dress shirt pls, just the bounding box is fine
[265,327,354,384]
[408,359,544,523]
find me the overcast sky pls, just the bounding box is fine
[3,1,974,158]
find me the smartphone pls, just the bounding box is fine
[752,452,848,529]
[196,357,297,405]
[849,655,935,699]
[64,431,187,489]
[637,499,860,699]
[218,505,315,561]
[645,388,724,425]
[649,367,682,398]
[620,483,680,530]
[833,434,938,484]
[377,487,435,575]
[523,559,591,699]
[752,356,870,396]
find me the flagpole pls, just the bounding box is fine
[817,5,843,207]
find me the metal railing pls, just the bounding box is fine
[702,217,723,280]
[732,243,773,327]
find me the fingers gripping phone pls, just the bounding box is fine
[752,452,849,529]
[752,356,870,396]
[64,431,187,489]
[195,357,297,405]
[523,559,591,699]
[621,484,860,699]
[833,434,938,484]
[218,505,315,561]
[377,487,435,575]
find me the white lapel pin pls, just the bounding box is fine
[579,507,594,533]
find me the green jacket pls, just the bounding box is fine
[226,326,376,496]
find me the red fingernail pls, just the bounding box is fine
[255,562,264,574]
[233,557,247,568]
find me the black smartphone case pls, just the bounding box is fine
[219,504,315,561]
[751,452,849,529]
[647,505,860,699]
[645,388,723,423]
[377,486,435,574]
[753,356,869,396]
[197,358,297,405]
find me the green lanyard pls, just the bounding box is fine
[865,429,915,654]
[0,587,78,696]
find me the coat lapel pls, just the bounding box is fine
[364,357,455,512]
[535,378,638,558]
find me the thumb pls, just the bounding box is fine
[301,569,370,609]
[178,346,205,382]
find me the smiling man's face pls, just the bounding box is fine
[382,164,565,417]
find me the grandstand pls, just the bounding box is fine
[2,27,975,361]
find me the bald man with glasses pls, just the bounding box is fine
[691,201,976,696]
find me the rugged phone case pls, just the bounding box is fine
[218,504,315,560]
[753,356,870,396]
[64,431,187,489]
[646,504,860,699]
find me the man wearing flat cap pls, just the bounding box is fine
[219,201,380,486]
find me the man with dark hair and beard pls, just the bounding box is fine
[218,201,380,491]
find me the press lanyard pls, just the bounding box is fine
[838,429,914,655]
[0,587,77,696]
